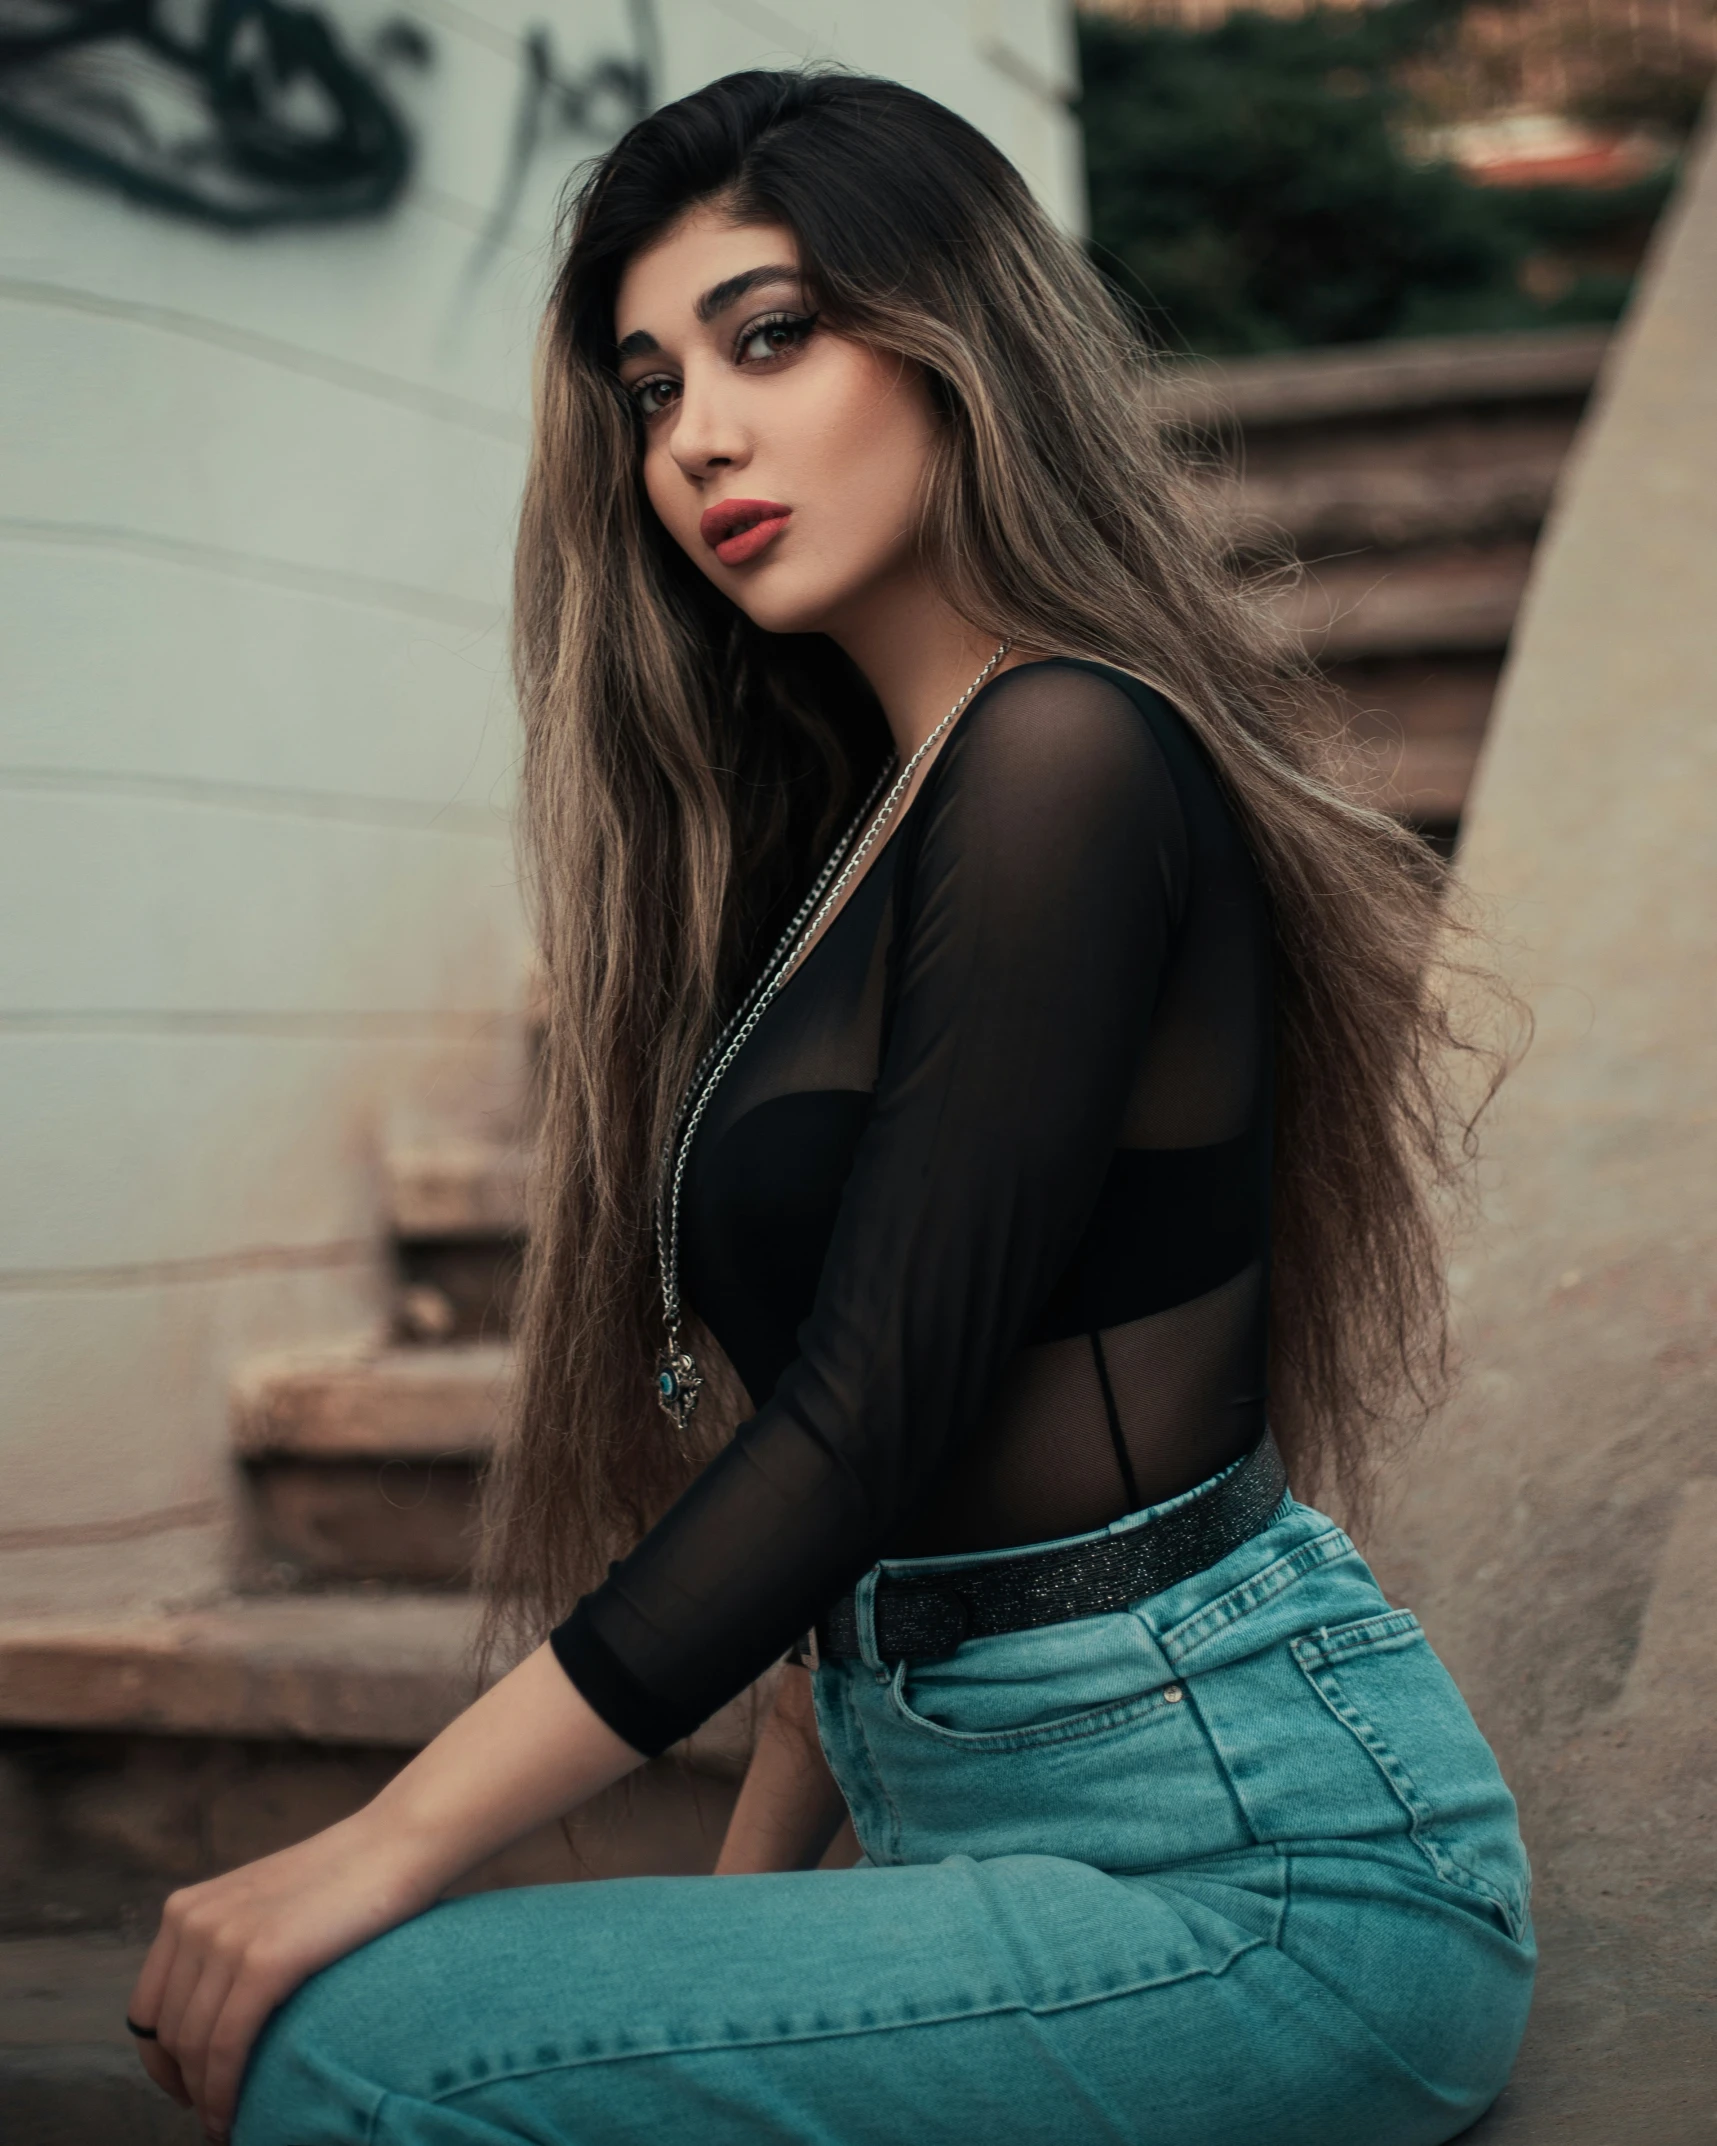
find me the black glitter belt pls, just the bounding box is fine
[815,1433,1287,1664]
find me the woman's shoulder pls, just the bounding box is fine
[944,656,1191,818]
[905,657,1194,910]
[963,657,1247,852]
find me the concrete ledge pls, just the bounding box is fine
[1611,1477,1717,1723]
[0,1595,480,1748]
[0,1596,763,1776]
[232,1341,510,1461]
[386,1137,530,1240]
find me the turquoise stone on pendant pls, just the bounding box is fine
[654,1342,703,1434]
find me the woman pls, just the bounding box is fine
[130,69,1532,2146]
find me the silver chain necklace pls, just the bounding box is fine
[652,640,1011,1434]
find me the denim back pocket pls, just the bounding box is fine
[1291,1610,1531,1938]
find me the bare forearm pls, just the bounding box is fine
[361,1643,643,1897]
[128,1644,642,2138]
[716,1662,849,1874]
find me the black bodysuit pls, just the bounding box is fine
[551,660,1273,1756]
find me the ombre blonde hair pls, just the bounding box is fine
[480,69,1505,1665]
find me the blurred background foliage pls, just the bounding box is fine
[1077,0,1713,352]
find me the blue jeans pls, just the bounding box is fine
[237,1494,1533,2145]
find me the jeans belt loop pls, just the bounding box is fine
[853,1567,886,1673]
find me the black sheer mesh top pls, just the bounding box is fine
[551,660,1273,1756]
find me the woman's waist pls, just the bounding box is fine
[820,1489,1410,1727]
[818,1434,1296,1670]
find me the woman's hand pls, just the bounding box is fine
[126,1807,439,2139]
[126,1644,643,2140]
[715,1662,852,1874]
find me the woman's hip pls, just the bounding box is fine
[813,1496,1533,1944]
[804,1492,1535,2119]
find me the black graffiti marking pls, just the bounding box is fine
[471,0,659,272]
[0,0,421,227]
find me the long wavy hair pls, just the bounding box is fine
[479,68,1505,1665]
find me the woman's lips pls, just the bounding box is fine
[700,498,792,567]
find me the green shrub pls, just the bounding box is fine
[1077,2,1675,353]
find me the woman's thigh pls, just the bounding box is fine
[236,1852,1498,2146]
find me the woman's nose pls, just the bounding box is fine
[669,369,751,481]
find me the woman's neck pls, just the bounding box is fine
[821,568,1026,758]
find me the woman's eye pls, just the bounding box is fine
[626,314,812,416]
[631,375,680,419]
[736,312,814,365]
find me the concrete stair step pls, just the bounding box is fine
[1160,323,1608,432]
[232,1340,508,1587]
[385,1134,530,1242]
[1275,540,1535,661]
[0,1594,484,1749]
[245,1455,480,1589]
[0,1599,760,1951]
[0,1594,759,1778]
[381,1130,532,1339]
[233,1339,510,1463]
[1222,439,1571,558]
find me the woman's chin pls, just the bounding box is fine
[723,577,839,639]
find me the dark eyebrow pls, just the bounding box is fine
[696,263,801,323]
[614,265,801,367]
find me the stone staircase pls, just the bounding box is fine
[1167,323,1608,844]
[0,1113,770,2141]
[0,1109,759,1938]
[224,1126,524,1598]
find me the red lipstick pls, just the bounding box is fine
[700,497,792,567]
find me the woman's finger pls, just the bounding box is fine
[197,1954,297,2143]
[126,1896,186,2037]
[165,1948,239,2113]
[134,2034,194,2107]
[155,1903,223,2064]
[128,1910,191,2103]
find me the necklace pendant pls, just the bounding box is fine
[654,1339,703,1434]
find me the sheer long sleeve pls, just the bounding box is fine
[550,670,1193,1755]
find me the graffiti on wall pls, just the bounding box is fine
[0,0,659,232]
[0,0,423,225]
[475,0,658,266]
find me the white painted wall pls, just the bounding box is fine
[0,1,1082,1616]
